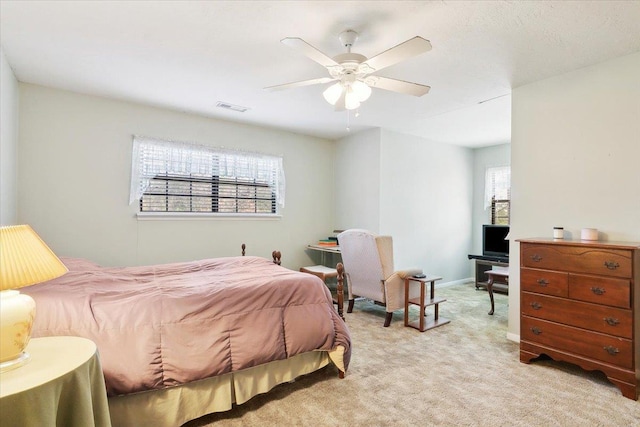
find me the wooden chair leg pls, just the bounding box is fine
[383,312,393,327]
[347,299,355,313]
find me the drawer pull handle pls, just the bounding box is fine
[531,254,542,262]
[530,302,542,310]
[530,327,542,335]
[536,279,548,287]
[591,287,606,295]
[604,261,619,270]
[604,317,620,326]
[604,346,619,356]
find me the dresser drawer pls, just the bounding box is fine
[568,274,631,308]
[521,292,632,338]
[521,244,632,278]
[521,268,568,297]
[521,316,633,369]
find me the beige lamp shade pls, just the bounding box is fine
[0,225,68,370]
[0,225,68,291]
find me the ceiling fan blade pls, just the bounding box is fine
[264,77,335,91]
[362,36,432,72]
[367,76,430,96]
[281,37,340,68]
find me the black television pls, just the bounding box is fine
[482,224,510,258]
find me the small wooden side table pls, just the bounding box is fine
[486,267,509,315]
[404,275,450,331]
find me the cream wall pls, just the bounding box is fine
[379,129,474,282]
[0,48,19,226]
[334,128,381,233]
[335,128,474,283]
[17,84,336,269]
[509,52,640,340]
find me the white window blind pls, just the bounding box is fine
[129,136,285,214]
[484,166,511,210]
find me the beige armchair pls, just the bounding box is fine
[337,229,422,327]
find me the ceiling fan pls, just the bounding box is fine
[265,30,432,111]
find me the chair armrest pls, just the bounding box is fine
[382,269,424,312]
[394,269,424,279]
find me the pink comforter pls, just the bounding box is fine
[23,256,351,396]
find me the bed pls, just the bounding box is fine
[22,254,351,427]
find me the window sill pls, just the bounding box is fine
[136,212,282,220]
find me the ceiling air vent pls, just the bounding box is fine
[216,101,249,113]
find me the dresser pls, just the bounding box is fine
[519,238,640,400]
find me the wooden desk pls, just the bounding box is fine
[303,244,344,319]
[404,275,450,331]
[0,336,111,427]
[305,245,341,275]
[306,244,340,254]
[486,267,509,315]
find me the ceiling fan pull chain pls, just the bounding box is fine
[346,110,351,132]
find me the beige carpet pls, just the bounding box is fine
[184,283,640,426]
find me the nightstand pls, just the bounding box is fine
[0,336,111,426]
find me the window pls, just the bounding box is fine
[484,166,510,225]
[129,136,285,216]
[490,197,510,225]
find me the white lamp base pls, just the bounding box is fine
[0,290,36,371]
[0,351,30,372]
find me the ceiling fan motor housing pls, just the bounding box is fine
[338,30,359,49]
[333,53,367,65]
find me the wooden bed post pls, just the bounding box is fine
[336,262,346,379]
[336,263,345,321]
[272,251,281,265]
[241,243,246,256]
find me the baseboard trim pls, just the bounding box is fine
[507,332,520,343]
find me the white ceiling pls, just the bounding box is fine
[2,1,640,148]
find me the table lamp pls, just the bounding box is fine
[0,225,68,371]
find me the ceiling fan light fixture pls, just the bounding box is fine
[344,87,361,110]
[323,82,343,105]
[351,80,372,102]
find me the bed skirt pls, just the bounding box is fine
[108,348,341,427]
